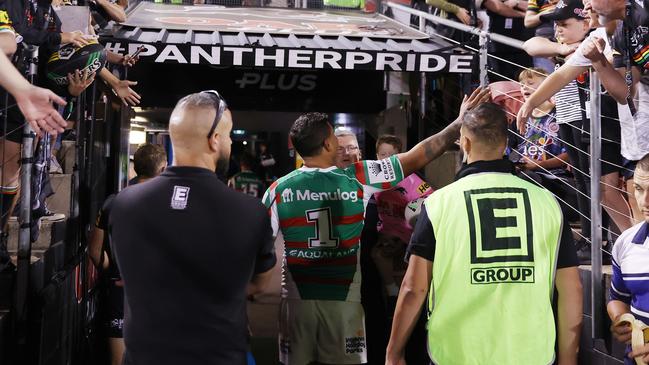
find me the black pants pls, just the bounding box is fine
[559,122,591,238]
[361,201,388,364]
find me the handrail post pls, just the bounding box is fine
[479,30,489,87]
[14,44,37,357]
[589,69,604,340]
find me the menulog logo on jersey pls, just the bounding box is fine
[281,188,358,203]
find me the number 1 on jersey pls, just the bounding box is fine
[305,207,339,248]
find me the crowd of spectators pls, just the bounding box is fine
[0,0,140,243]
[0,0,143,361]
[5,0,649,363]
[426,0,649,261]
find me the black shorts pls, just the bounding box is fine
[601,142,623,176]
[100,281,124,338]
[0,98,26,144]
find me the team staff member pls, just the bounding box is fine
[109,91,276,365]
[263,87,490,365]
[128,144,167,185]
[387,104,582,365]
[608,154,649,364]
[89,143,167,365]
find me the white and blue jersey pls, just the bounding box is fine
[610,221,649,324]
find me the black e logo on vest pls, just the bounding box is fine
[465,187,535,284]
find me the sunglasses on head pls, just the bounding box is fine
[200,90,228,139]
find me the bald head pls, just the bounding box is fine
[169,93,229,149]
[590,0,625,22]
[169,92,232,172]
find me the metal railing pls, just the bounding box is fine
[385,0,608,345]
[12,45,37,360]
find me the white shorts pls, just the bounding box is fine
[279,299,367,365]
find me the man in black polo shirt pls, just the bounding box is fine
[109,91,276,365]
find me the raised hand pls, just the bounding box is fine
[60,30,91,48]
[456,7,472,25]
[582,37,607,63]
[113,80,141,106]
[14,85,67,136]
[67,69,96,97]
[458,86,492,120]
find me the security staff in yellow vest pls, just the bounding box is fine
[386,103,583,365]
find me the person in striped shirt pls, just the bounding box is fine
[609,153,649,364]
[262,87,489,365]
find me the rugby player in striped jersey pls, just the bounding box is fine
[263,87,490,365]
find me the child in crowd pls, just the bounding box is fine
[514,68,569,176]
[519,0,631,261]
[513,68,580,223]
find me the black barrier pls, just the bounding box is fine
[0,43,119,365]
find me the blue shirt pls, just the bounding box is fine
[518,112,567,174]
[611,221,649,323]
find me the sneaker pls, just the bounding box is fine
[32,206,65,222]
[41,213,65,222]
[41,210,65,222]
[49,155,63,174]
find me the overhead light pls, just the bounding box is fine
[129,130,146,145]
[335,113,351,125]
[243,141,248,145]
[233,129,246,135]
[132,116,149,123]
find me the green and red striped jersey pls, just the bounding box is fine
[262,156,404,301]
[228,171,264,198]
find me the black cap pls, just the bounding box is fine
[539,0,587,22]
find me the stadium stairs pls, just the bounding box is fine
[0,140,74,365]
